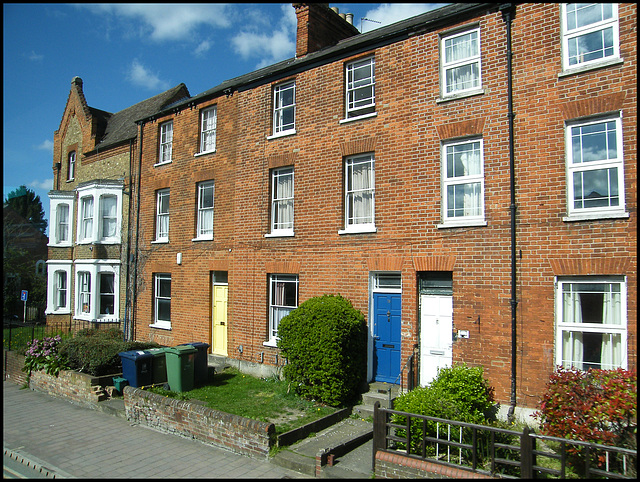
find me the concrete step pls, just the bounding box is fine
[96,397,127,419]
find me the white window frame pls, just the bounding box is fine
[195,180,214,240]
[272,81,296,136]
[100,194,118,242]
[78,195,94,243]
[45,262,72,314]
[199,106,217,154]
[98,272,116,316]
[555,276,627,370]
[67,151,76,181]
[158,121,173,165]
[155,189,170,242]
[75,183,123,244]
[339,153,376,234]
[561,3,620,73]
[267,167,294,236]
[74,261,120,322]
[440,138,486,227]
[441,27,482,98]
[565,115,626,220]
[152,273,171,329]
[344,56,376,120]
[265,274,298,347]
[48,192,74,247]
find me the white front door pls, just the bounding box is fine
[419,294,453,386]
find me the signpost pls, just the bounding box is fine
[21,290,28,322]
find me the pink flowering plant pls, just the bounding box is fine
[22,336,68,377]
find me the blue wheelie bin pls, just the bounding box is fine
[179,342,210,386]
[118,350,153,388]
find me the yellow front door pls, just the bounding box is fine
[212,284,228,356]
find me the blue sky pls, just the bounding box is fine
[3,3,446,235]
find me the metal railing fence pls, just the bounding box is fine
[373,402,636,479]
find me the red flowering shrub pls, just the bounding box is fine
[534,366,636,475]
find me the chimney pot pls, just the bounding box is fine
[346,13,353,25]
[331,7,338,14]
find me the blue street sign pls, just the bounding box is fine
[21,290,28,302]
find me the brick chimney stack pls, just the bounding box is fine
[293,3,359,58]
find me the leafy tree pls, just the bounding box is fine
[4,185,47,234]
[3,186,48,319]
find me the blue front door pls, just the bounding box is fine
[373,293,402,383]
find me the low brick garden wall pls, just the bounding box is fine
[3,348,28,386]
[123,386,275,459]
[375,451,495,479]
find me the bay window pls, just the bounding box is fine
[75,182,123,244]
[49,192,74,247]
[74,262,120,321]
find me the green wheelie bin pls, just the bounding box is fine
[164,345,197,392]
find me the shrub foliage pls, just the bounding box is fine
[277,294,367,407]
[23,335,68,377]
[534,366,636,449]
[57,328,160,376]
[391,364,513,469]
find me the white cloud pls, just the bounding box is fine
[127,59,170,91]
[82,4,232,42]
[29,179,54,191]
[361,4,449,32]
[28,50,44,61]
[231,4,296,69]
[194,39,212,57]
[36,140,54,152]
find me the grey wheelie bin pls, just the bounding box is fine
[146,347,168,385]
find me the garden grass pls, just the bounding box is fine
[147,367,337,434]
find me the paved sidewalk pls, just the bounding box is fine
[3,381,307,478]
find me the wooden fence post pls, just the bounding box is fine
[372,401,384,472]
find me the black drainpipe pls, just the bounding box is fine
[500,3,517,422]
[123,138,133,341]
[131,121,144,342]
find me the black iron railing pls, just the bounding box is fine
[372,402,636,479]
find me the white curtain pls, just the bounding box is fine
[202,109,217,151]
[102,196,117,237]
[275,174,293,229]
[562,288,583,369]
[199,209,213,235]
[350,160,373,224]
[445,31,479,92]
[459,151,481,216]
[601,288,621,369]
[82,198,93,239]
[57,204,69,242]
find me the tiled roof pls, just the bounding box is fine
[87,83,190,153]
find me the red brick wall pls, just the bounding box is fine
[132,4,637,410]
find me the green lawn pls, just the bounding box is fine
[147,367,337,434]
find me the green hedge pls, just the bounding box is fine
[58,328,160,376]
[277,294,367,407]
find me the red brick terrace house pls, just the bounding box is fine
[129,3,636,421]
[46,77,189,337]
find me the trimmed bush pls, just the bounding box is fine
[58,328,161,376]
[391,364,511,466]
[277,294,367,407]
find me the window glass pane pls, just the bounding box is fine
[101,196,117,238]
[79,272,91,313]
[572,167,618,209]
[444,30,478,63]
[568,27,614,65]
[346,155,374,226]
[200,107,217,152]
[81,197,93,239]
[272,168,294,231]
[99,273,115,315]
[57,204,69,242]
[566,3,613,31]
[446,142,481,178]
[56,271,67,309]
[346,57,375,117]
